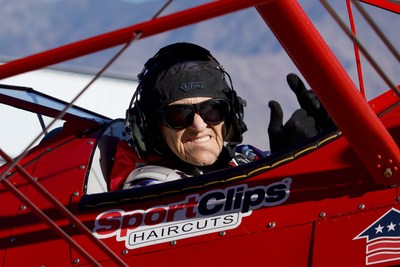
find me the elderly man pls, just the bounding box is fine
[109,42,333,190]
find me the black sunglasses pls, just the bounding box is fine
[159,99,230,129]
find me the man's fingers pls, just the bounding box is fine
[287,73,307,97]
[268,100,283,133]
[287,73,321,116]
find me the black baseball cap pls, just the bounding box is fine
[151,60,230,108]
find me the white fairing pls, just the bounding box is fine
[123,165,187,189]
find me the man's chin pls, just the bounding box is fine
[189,156,218,167]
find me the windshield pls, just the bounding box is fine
[0,85,109,122]
[0,85,109,159]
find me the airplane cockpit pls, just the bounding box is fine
[0,83,345,213]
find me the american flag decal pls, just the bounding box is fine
[354,208,400,265]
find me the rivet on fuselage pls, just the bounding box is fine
[384,168,393,177]
[122,249,128,255]
[72,258,80,264]
[267,221,276,228]
[170,240,177,246]
[79,165,86,170]
[319,212,326,218]
[358,204,365,210]
[219,231,226,236]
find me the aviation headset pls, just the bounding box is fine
[126,42,247,157]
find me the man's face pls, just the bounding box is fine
[160,97,225,166]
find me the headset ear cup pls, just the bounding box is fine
[224,91,247,143]
[127,106,147,153]
[236,96,247,133]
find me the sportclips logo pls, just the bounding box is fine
[93,178,291,249]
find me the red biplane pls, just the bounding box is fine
[1,0,400,266]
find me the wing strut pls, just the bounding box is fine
[257,0,400,186]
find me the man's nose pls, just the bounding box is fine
[188,113,207,131]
